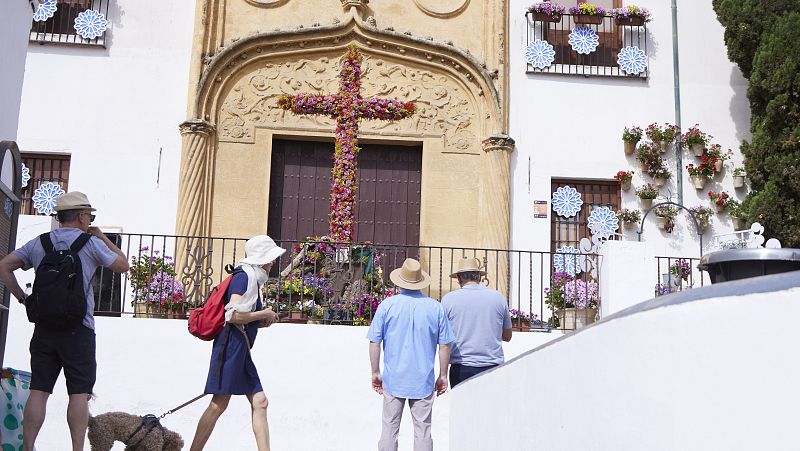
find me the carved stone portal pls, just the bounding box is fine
[218,53,480,155]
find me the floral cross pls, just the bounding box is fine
[277,46,416,242]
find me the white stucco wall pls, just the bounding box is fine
[4,301,560,450]
[16,0,196,234]
[0,1,33,141]
[508,0,751,259]
[450,282,800,450]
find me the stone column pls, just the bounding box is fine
[481,134,515,296]
[175,119,216,305]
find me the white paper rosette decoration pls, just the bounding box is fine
[551,186,583,218]
[587,206,620,239]
[33,0,58,22]
[617,46,648,75]
[21,163,31,188]
[568,26,600,55]
[554,245,582,276]
[32,182,65,215]
[525,40,556,70]
[74,9,108,39]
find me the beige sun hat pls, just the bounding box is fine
[449,257,487,278]
[389,258,431,290]
[240,235,286,266]
[53,191,96,212]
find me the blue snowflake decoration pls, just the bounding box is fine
[32,182,64,216]
[33,0,57,22]
[617,46,648,75]
[568,26,600,55]
[553,245,582,276]
[551,186,583,218]
[21,163,31,188]
[524,40,556,70]
[587,207,620,239]
[74,10,108,40]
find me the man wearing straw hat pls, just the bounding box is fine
[442,257,512,388]
[367,258,454,451]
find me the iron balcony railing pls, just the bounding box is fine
[90,233,603,332]
[654,256,706,296]
[525,11,649,78]
[30,0,110,47]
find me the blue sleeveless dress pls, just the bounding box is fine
[204,271,263,395]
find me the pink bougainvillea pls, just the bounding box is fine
[277,46,416,242]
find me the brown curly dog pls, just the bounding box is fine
[87,412,183,451]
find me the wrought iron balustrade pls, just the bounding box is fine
[525,12,649,78]
[30,0,110,47]
[655,256,705,296]
[91,233,602,331]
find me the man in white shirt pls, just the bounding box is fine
[442,257,512,387]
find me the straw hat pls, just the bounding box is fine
[449,257,487,278]
[53,191,96,212]
[240,235,286,266]
[389,258,431,290]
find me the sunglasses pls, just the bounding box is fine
[81,212,96,222]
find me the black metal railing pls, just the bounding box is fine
[654,256,705,296]
[525,12,648,78]
[91,233,603,331]
[30,0,110,47]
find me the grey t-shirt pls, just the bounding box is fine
[15,227,118,330]
[442,284,512,366]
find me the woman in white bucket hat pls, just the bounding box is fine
[191,235,285,451]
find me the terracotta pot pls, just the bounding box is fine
[573,14,604,25]
[733,175,746,188]
[615,16,644,26]
[690,175,707,190]
[624,141,637,155]
[714,160,723,173]
[511,319,532,332]
[659,141,670,153]
[533,12,562,23]
[690,143,705,156]
[621,180,631,191]
[654,177,667,188]
[640,197,653,210]
[555,308,598,331]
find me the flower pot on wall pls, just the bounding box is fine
[534,12,562,23]
[640,197,653,210]
[511,319,532,331]
[133,302,147,318]
[733,217,746,230]
[555,308,597,330]
[654,178,667,188]
[733,175,746,189]
[640,161,649,172]
[624,141,637,155]
[714,203,725,213]
[690,143,704,156]
[623,220,638,231]
[615,16,644,26]
[573,14,604,24]
[621,180,631,191]
[714,160,723,173]
[659,141,671,153]
[690,175,708,190]
[656,216,673,232]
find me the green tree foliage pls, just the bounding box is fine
[713,1,800,246]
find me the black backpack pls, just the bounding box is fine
[26,232,92,329]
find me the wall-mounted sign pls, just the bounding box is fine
[534,200,548,218]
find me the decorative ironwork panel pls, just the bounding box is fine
[551,179,621,255]
[20,153,70,216]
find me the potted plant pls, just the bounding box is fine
[610,4,652,26]
[680,124,710,157]
[568,3,606,24]
[668,259,691,288]
[708,190,732,213]
[510,309,535,331]
[613,170,634,191]
[637,142,659,172]
[733,167,747,188]
[636,183,658,209]
[654,204,678,232]
[686,162,713,190]
[528,1,566,22]
[617,208,642,230]
[650,165,672,188]
[687,205,714,233]
[308,305,326,325]
[128,247,180,318]
[706,144,732,174]
[544,272,599,331]
[622,126,642,155]
[727,200,747,230]
[646,122,680,153]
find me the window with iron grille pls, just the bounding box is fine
[30,0,110,47]
[550,179,620,254]
[20,153,71,216]
[525,0,649,78]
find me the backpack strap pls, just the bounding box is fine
[70,233,93,253]
[38,233,55,253]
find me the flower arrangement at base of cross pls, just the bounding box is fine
[708,191,733,212]
[614,170,634,190]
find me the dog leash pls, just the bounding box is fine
[159,393,208,419]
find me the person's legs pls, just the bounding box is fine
[246,392,270,451]
[22,390,49,451]
[408,392,435,451]
[190,394,231,451]
[66,393,89,451]
[378,393,405,451]
[450,364,497,388]
[61,326,96,451]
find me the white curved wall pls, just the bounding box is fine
[450,279,800,451]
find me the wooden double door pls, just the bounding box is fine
[267,139,422,246]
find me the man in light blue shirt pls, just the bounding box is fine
[367,258,454,451]
[442,257,512,388]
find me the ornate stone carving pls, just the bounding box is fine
[482,134,515,152]
[413,0,470,18]
[218,53,480,154]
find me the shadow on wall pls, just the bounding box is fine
[728,66,752,143]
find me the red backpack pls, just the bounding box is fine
[188,270,240,341]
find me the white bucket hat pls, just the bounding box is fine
[240,235,286,266]
[389,258,431,290]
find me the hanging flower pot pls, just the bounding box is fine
[659,141,671,154]
[573,14,604,24]
[690,143,705,157]
[653,177,667,188]
[615,16,644,26]
[696,220,708,233]
[690,175,708,190]
[714,203,726,213]
[624,141,637,155]
[640,197,653,210]
[534,12,562,23]
[733,175,746,188]
[656,216,674,232]
[733,216,746,230]
[640,161,650,172]
[620,180,632,191]
[623,220,638,230]
[714,159,723,173]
